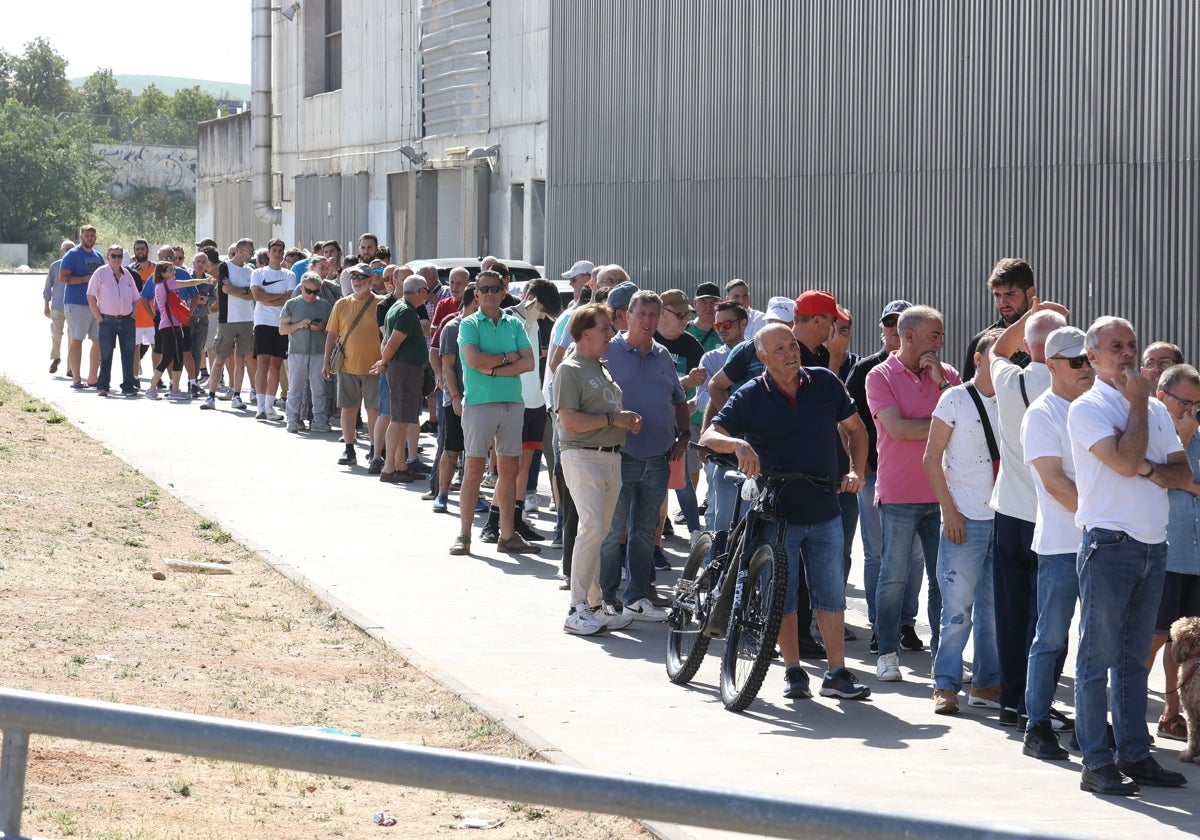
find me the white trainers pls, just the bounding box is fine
[265,409,283,422]
[876,652,903,682]
[623,598,668,622]
[525,493,539,513]
[563,604,604,636]
[593,603,634,631]
[689,529,705,548]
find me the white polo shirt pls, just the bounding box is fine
[1021,390,1081,556]
[1068,377,1181,544]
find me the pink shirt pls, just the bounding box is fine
[865,353,961,504]
[85,264,139,317]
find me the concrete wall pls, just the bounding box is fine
[0,245,30,267]
[93,144,198,197]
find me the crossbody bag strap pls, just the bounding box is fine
[340,296,375,344]
[965,383,1000,463]
[1018,371,1030,408]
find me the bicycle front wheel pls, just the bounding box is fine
[719,540,788,712]
[665,531,713,685]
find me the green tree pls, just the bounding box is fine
[11,37,72,114]
[77,68,133,140]
[0,100,101,254]
[0,49,13,104]
[167,86,217,143]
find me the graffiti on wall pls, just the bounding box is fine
[93,144,199,197]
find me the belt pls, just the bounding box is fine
[102,312,134,318]
[578,445,621,453]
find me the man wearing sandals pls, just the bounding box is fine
[701,322,871,702]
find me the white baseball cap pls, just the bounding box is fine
[764,296,796,324]
[561,259,595,279]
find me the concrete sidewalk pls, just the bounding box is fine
[3,273,1197,839]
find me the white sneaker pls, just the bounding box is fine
[216,387,233,401]
[265,409,283,421]
[525,493,539,513]
[623,598,668,622]
[689,529,705,548]
[876,652,902,682]
[231,395,246,410]
[311,420,331,433]
[563,604,604,636]
[593,603,634,631]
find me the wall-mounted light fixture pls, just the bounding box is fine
[280,2,300,22]
[400,145,428,167]
[467,144,500,159]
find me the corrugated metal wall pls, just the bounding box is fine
[420,0,492,136]
[548,1,1199,362]
[294,173,371,252]
[209,180,274,252]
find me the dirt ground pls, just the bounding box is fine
[0,376,649,840]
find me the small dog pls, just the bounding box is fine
[1169,616,1200,763]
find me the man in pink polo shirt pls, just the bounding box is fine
[865,305,961,682]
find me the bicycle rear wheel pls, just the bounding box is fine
[665,532,714,685]
[719,540,788,712]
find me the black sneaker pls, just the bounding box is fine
[406,459,431,475]
[1023,721,1069,760]
[998,707,1020,727]
[900,625,925,651]
[480,524,500,543]
[784,665,812,699]
[869,633,879,654]
[820,667,871,700]
[188,382,203,398]
[515,519,544,542]
[1048,706,1074,732]
[367,457,385,475]
[653,546,671,569]
[797,636,826,659]
[337,448,357,466]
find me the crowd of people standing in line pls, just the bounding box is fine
[43,229,1199,797]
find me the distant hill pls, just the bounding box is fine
[70,74,251,102]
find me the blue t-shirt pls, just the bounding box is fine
[720,340,763,395]
[600,334,686,460]
[291,257,311,283]
[712,368,855,524]
[61,246,105,306]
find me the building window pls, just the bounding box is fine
[324,0,342,92]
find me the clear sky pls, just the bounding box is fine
[4,1,251,85]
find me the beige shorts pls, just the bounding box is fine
[336,372,380,409]
[213,321,254,358]
[462,401,523,459]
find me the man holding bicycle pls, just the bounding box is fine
[701,322,871,701]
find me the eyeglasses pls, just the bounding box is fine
[1162,390,1197,410]
[714,318,744,330]
[881,316,899,328]
[1052,355,1092,370]
[477,284,504,294]
[301,287,320,295]
[350,273,368,281]
[663,308,688,319]
[1144,358,1179,370]
[107,253,123,259]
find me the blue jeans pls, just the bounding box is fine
[706,463,742,533]
[1024,552,1079,729]
[1074,528,1166,770]
[429,399,446,493]
[858,474,923,626]
[97,314,137,393]
[932,518,998,691]
[767,517,845,616]
[838,491,858,583]
[876,502,942,657]
[600,453,669,606]
[673,470,701,533]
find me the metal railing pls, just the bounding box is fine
[0,687,1062,840]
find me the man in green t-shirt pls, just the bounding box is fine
[371,276,430,482]
[451,270,539,556]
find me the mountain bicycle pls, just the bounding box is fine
[666,443,838,712]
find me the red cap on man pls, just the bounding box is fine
[794,290,839,317]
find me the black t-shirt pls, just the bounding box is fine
[846,347,889,473]
[654,331,704,374]
[963,317,1029,380]
[216,261,230,324]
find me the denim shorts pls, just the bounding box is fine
[766,516,845,615]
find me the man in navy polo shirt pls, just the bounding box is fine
[701,323,871,702]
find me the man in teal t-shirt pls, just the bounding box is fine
[451,270,538,557]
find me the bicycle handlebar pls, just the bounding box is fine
[688,443,838,493]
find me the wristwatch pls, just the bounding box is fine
[675,429,691,441]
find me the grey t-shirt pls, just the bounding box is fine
[552,353,626,450]
[279,296,334,355]
[439,316,465,408]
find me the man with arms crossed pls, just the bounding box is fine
[1068,316,1189,795]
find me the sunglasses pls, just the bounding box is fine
[477,284,504,294]
[714,318,743,330]
[350,273,369,280]
[107,253,123,259]
[1054,355,1092,370]
[881,316,899,328]
[301,287,320,295]
[664,308,688,319]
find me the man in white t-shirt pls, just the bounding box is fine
[1068,316,1190,795]
[1019,326,1094,761]
[209,238,258,411]
[250,238,297,419]
[987,302,1067,724]
[924,330,1002,715]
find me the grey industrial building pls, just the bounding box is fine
[199,1,1197,359]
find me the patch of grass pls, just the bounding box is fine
[196,519,231,544]
[70,653,87,665]
[167,778,191,797]
[45,412,67,425]
[123,537,144,548]
[134,492,158,506]
[49,809,78,836]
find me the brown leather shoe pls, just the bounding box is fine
[379,469,416,483]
